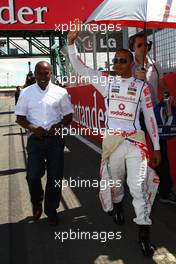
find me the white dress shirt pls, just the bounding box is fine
[132,56,163,106]
[15,81,73,130]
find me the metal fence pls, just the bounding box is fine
[148,29,176,73]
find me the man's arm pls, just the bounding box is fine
[48,113,73,136]
[140,85,161,167]
[16,115,48,137]
[67,19,107,96]
[15,91,48,137]
[48,91,73,136]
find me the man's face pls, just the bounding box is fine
[35,63,52,90]
[133,36,148,57]
[113,51,133,76]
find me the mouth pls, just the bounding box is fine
[38,80,49,85]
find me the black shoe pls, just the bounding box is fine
[138,225,156,257]
[47,211,59,226]
[32,202,43,221]
[107,210,114,216]
[112,202,125,225]
[159,192,176,205]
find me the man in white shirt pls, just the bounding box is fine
[15,61,73,226]
[129,32,167,106]
[67,19,161,257]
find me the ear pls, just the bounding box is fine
[112,65,115,70]
[129,36,134,52]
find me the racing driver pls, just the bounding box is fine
[67,19,161,257]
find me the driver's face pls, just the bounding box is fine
[113,51,133,76]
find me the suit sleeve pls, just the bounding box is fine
[67,44,108,96]
[141,84,160,151]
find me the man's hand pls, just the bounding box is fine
[29,124,48,138]
[67,18,82,45]
[48,114,72,136]
[151,150,161,168]
[16,116,48,138]
[48,123,62,136]
[135,69,146,81]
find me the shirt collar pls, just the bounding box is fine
[36,80,51,93]
[133,54,154,67]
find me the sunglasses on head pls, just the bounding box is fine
[137,43,149,48]
[112,58,128,64]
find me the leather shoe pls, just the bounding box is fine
[113,202,125,225]
[48,211,59,226]
[138,225,156,257]
[32,203,42,221]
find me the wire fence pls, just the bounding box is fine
[148,29,176,73]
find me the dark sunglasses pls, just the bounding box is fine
[112,58,128,64]
[137,43,149,48]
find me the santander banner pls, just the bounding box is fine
[0,0,102,30]
[67,84,106,143]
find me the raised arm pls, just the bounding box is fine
[67,19,108,96]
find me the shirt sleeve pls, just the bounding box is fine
[140,84,160,150]
[154,62,163,78]
[67,44,108,96]
[15,91,28,116]
[60,92,74,116]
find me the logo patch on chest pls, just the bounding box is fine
[127,83,137,96]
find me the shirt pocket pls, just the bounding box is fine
[28,99,42,111]
[42,95,60,116]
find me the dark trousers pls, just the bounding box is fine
[140,112,172,198]
[155,139,172,198]
[26,134,64,216]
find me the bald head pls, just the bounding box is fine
[35,61,52,90]
[35,61,52,73]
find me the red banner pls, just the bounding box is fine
[0,0,102,30]
[67,84,105,142]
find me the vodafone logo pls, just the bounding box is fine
[110,110,133,118]
[118,103,125,111]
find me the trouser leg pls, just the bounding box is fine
[44,136,64,216]
[26,135,45,205]
[108,142,126,203]
[99,142,126,212]
[126,142,152,225]
[156,139,172,198]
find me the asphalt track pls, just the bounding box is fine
[0,98,176,264]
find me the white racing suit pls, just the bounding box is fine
[100,131,159,225]
[68,44,160,225]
